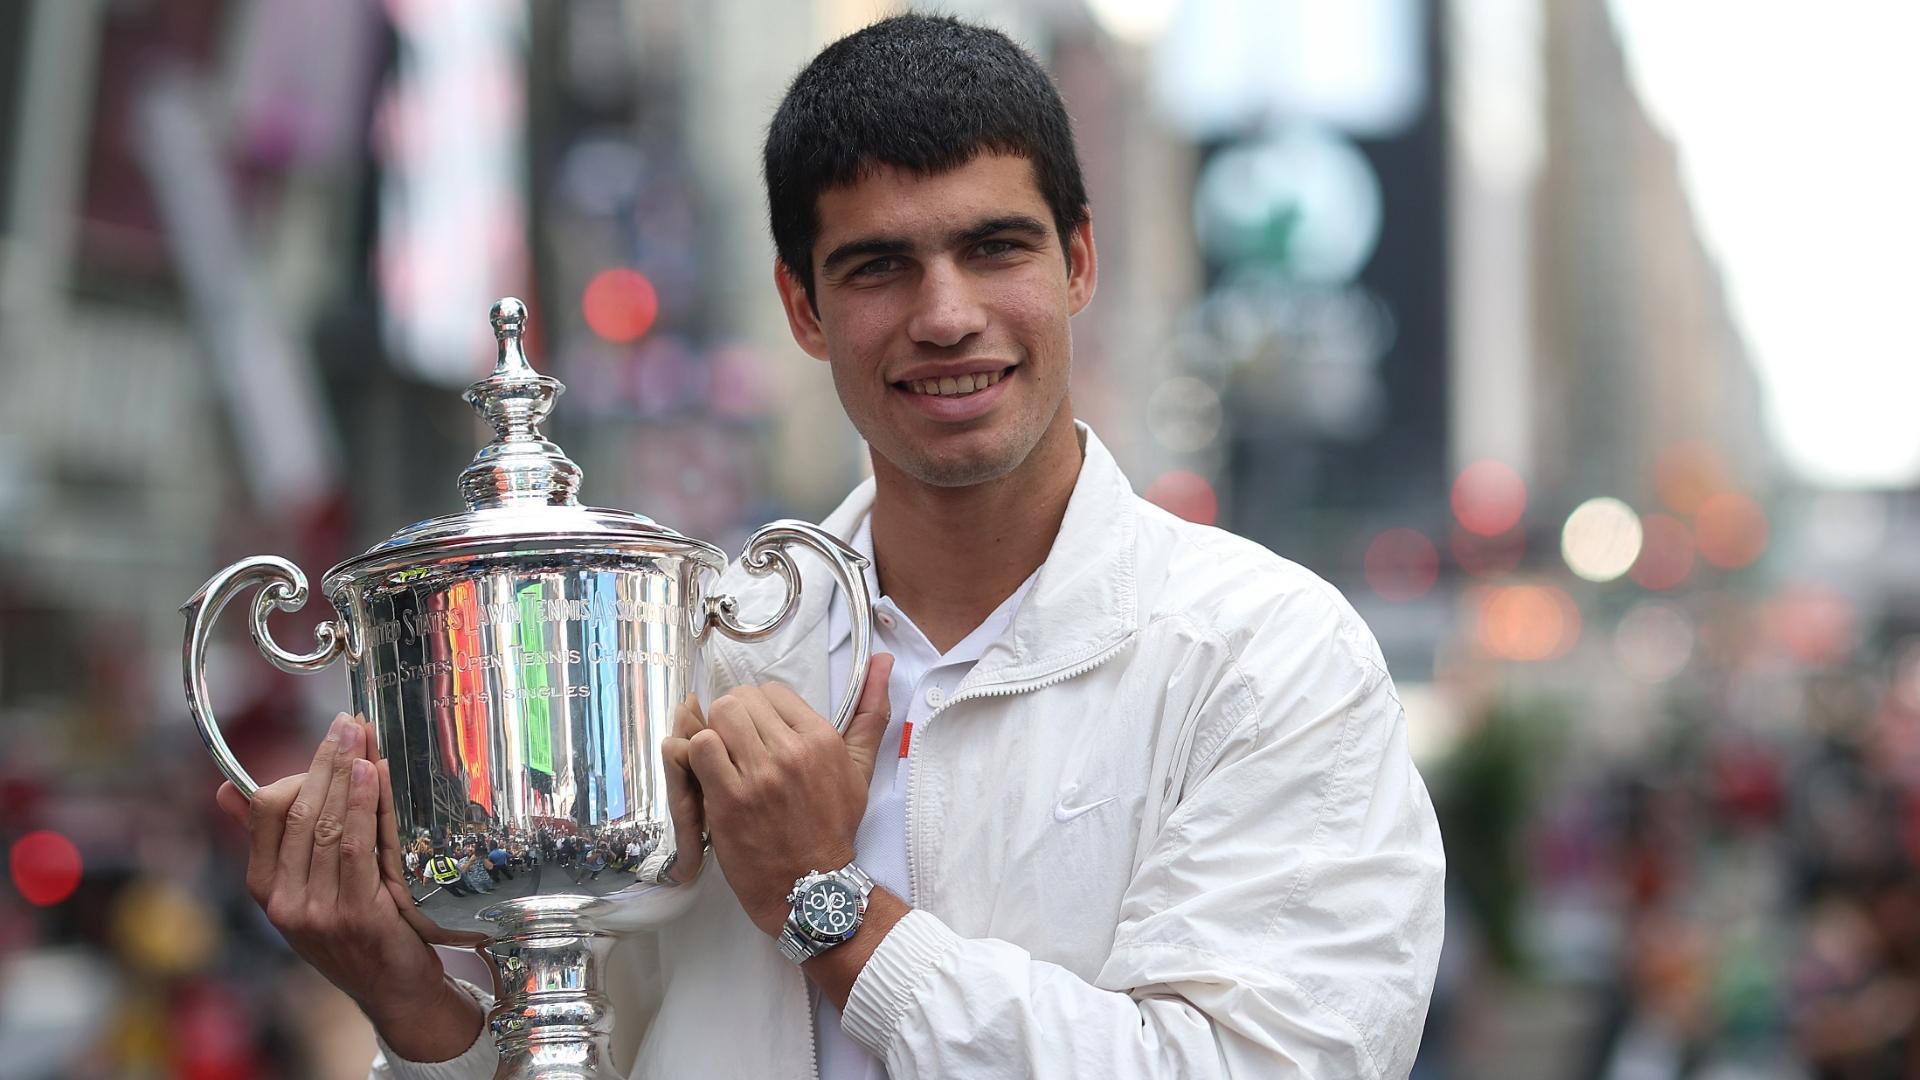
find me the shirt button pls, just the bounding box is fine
[924,686,945,708]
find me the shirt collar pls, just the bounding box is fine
[707,421,1139,689]
[825,514,1040,664]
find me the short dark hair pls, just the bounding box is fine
[763,13,1090,306]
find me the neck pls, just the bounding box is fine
[868,410,1081,653]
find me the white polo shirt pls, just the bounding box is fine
[818,514,1038,1080]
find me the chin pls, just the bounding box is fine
[895,442,1025,489]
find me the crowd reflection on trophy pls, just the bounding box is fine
[182,298,873,1078]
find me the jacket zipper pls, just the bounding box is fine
[904,632,1133,907]
[806,983,821,1080]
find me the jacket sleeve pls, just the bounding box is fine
[838,614,1446,1078]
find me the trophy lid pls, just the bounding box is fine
[329,298,715,575]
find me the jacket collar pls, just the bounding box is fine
[705,422,1138,697]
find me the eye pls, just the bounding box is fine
[850,256,901,278]
[975,239,1019,258]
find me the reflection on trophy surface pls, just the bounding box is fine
[182,298,873,1078]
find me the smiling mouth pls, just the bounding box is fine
[895,367,1014,397]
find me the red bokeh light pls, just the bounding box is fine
[1365,528,1440,602]
[582,267,660,343]
[1695,492,1768,569]
[1655,441,1731,516]
[1765,584,1855,665]
[10,830,82,907]
[1451,525,1525,578]
[1144,470,1219,525]
[1451,460,1528,537]
[1629,513,1695,590]
[1477,584,1581,661]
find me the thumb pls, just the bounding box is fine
[214,780,250,824]
[842,653,895,781]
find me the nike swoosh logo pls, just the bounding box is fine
[1052,795,1117,823]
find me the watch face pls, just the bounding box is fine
[797,878,862,940]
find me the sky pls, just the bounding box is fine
[1609,0,1920,489]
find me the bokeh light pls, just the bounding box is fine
[1628,512,1695,591]
[10,830,82,907]
[1451,460,1528,537]
[1561,497,1644,582]
[1695,491,1769,569]
[1654,440,1731,515]
[1146,376,1224,453]
[1365,528,1440,602]
[1765,584,1856,665]
[111,879,220,976]
[1614,600,1695,683]
[1144,469,1219,525]
[1451,525,1525,578]
[582,267,659,343]
[1477,584,1581,661]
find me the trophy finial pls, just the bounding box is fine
[459,297,583,509]
[491,296,528,331]
[488,297,534,378]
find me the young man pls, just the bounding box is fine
[219,14,1443,1078]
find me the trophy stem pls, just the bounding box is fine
[481,896,623,1080]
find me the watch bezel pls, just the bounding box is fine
[783,864,875,954]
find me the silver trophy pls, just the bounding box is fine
[182,298,872,1077]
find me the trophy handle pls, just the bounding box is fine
[703,520,873,733]
[181,555,348,797]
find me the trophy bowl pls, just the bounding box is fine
[181,299,872,1078]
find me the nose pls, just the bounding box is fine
[905,260,988,348]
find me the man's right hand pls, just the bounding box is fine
[215,714,485,1064]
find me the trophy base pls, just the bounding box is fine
[480,895,623,1080]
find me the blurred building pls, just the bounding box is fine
[1445,0,1771,708]
[1531,0,1769,506]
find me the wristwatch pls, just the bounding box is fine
[777,862,875,964]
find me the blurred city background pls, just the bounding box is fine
[2,0,1915,1076]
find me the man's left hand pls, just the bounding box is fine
[686,655,895,937]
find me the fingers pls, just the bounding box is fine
[738,686,801,755]
[305,717,365,903]
[338,758,380,903]
[687,727,737,792]
[374,758,410,887]
[673,694,706,739]
[665,698,706,799]
[704,692,768,774]
[278,715,352,890]
[760,682,819,732]
[240,773,304,902]
[660,735,706,880]
[215,780,250,823]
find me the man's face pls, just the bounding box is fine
[776,153,1096,488]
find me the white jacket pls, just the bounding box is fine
[377,425,1445,1079]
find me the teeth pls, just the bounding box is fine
[905,370,1005,396]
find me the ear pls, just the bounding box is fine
[774,259,830,361]
[1065,211,1097,316]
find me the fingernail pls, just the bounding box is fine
[341,722,361,752]
[351,758,372,784]
[327,716,349,742]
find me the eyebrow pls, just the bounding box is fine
[819,214,1052,276]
